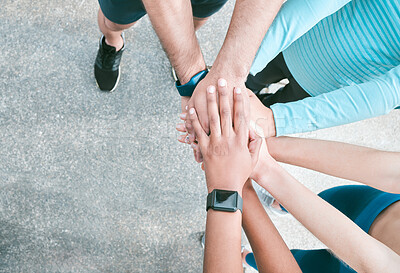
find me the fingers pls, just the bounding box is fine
[233,87,248,140]
[179,112,187,121]
[249,127,258,142]
[191,143,204,163]
[185,120,197,143]
[189,107,208,145]
[176,123,187,133]
[206,85,221,137]
[217,78,232,136]
[243,88,251,126]
[248,128,263,167]
[177,133,189,144]
[183,103,197,143]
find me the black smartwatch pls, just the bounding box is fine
[206,189,243,213]
[175,69,208,97]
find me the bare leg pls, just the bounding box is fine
[141,0,206,84]
[193,16,209,31]
[97,8,136,51]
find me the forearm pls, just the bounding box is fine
[253,164,400,273]
[141,0,206,84]
[242,181,301,273]
[212,0,284,80]
[203,210,242,273]
[267,137,400,193]
[270,65,400,136]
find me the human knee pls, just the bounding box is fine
[104,18,135,32]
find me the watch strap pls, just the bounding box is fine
[175,69,208,97]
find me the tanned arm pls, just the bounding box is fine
[186,0,284,146]
[251,142,400,273]
[267,136,400,193]
[242,179,301,273]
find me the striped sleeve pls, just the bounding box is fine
[271,65,400,136]
[250,0,351,75]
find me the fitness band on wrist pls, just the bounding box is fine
[206,189,243,213]
[175,69,208,97]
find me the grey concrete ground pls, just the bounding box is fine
[1,0,399,272]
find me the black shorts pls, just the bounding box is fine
[99,0,229,25]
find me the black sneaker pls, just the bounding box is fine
[94,34,125,92]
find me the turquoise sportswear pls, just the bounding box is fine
[250,0,400,136]
[245,185,400,272]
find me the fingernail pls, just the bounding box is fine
[235,87,242,94]
[218,78,227,87]
[189,108,195,115]
[191,143,197,149]
[185,105,188,111]
[207,85,215,94]
[180,113,186,119]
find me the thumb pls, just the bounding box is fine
[250,137,262,159]
[249,128,262,156]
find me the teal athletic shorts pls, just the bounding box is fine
[98,0,229,25]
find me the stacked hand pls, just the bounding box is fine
[178,78,264,192]
[177,80,276,164]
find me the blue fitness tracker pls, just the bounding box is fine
[175,69,208,97]
[206,189,243,213]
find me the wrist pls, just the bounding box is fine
[211,59,249,82]
[251,159,279,184]
[253,163,282,189]
[207,182,243,196]
[176,58,206,85]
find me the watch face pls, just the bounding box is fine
[214,190,237,211]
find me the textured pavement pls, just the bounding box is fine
[1,0,400,272]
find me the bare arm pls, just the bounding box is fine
[242,179,301,273]
[204,210,243,273]
[267,136,400,193]
[251,147,400,273]
[186,0,284,144]
[189,79,261,272]
[211,0,285,81]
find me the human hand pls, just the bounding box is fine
[249,133,279,182]
[176,79,210,163]
[247,89,276,138]
[176,111,204,163]
[178,96,203,161]
[181,96,190,113]
[184,71,247,161]
[189,80,261,193]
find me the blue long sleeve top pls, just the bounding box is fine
[250,0,400,136]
